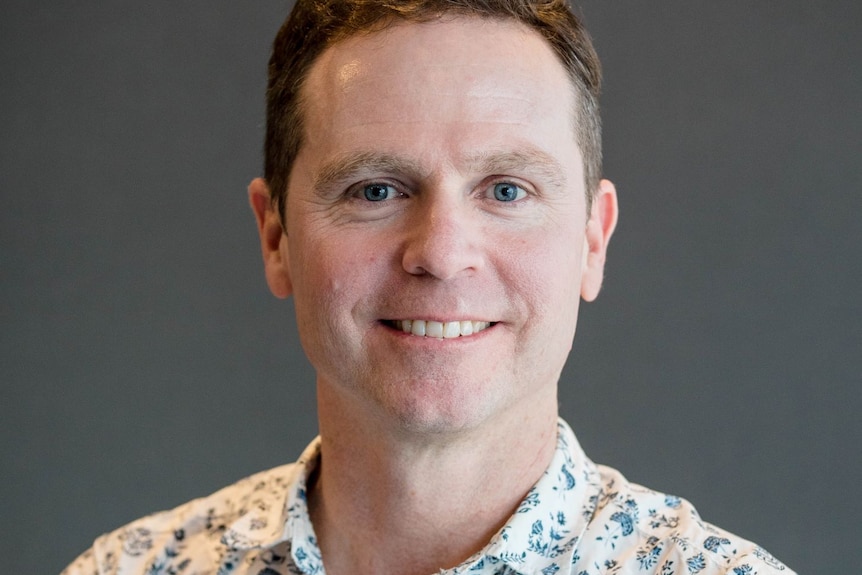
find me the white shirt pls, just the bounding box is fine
[61,419,794,575]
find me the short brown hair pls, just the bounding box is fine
[265,0,602,217]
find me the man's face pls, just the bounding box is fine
[254,17,615,433]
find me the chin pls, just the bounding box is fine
[370,374,509,438]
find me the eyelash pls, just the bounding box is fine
[346,180,407,203]
[485,179,529,203]
[345,178,533,204]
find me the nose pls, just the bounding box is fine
[401,196,483,280]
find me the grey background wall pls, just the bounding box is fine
[2,1,859,572]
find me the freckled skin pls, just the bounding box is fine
[256,17,616,435]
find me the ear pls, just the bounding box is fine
[248,178,293,299]
[581,179,618,302]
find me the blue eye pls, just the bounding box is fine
[492,182,526,202]
[363,183,397,201]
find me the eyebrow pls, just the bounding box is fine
[465,149,569,191]
[313,152,428,195]
[311,148,569,195]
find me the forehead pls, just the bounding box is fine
[297,16,581,179]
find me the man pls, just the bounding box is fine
[62,1,794,573]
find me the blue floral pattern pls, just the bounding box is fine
[61,420,794,575]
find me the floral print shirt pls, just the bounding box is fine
[61,419,794,575]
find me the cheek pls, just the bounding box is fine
[290,238,353,341]
[292,233,383,330]
[506,227,583,295]
[501,228,584,345]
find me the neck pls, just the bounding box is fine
[308,382,559,575]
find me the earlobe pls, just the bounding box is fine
[248,178,293,299]
[581,179,619,302]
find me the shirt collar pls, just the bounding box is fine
[462,418,602,575]
[220,419,601,575]
[220,436,321,556]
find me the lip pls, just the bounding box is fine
[379,319,498,340]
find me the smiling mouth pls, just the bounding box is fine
[386,319,495,339]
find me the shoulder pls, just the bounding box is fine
[60,463,299,575]
[571,463,794,574]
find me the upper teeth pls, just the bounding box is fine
[395,320,491,339]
